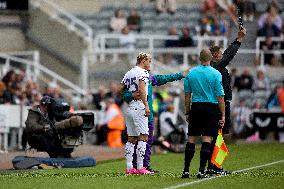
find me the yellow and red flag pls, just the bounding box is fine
[211,129,229,168]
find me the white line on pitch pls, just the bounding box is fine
[164,159,284,189]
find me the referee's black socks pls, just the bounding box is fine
[208,135,218,169]
[200,142,211,172]
[183,142,195,172]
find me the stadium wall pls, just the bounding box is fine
[0,15,26,52]
[26,7,86,86]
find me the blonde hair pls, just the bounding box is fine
[199,48,213,63]
[137,52,151,65]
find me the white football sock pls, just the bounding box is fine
[136,140,147,170]
[125,142,135,170]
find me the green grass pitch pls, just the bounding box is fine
[0,143,283,189]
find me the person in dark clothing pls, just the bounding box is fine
[179,26,194,47]
[127,9,141,33]
[234,68,254,91]
[25,96,83,158]
[208,26,246,174]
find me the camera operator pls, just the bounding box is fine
[25,96,83,158]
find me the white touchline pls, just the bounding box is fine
[164,159,284,189]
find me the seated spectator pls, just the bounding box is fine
[203,0,218,16]
[211,11,229,36]
[156,0,176,14]
[119,26,136,50]
[179,26,194,47]
[258,5,282,36]
[242,0,256,22]
[196,16,212,36]
[230,67,239,89]
[232,98,252,137]
[0,81,6,104]
[234,68,254,91]
[165,26,179,47]
[253,68,271,92]
[109,9,127,33]
[261,36,279,66]
[127,9,141,33]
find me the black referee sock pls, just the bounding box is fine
[208,135,217,169]
[183,142,195,172]
[200,142,211,172]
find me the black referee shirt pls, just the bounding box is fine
[211,39,241,101]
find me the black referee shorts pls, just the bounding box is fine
[187,102,219,137]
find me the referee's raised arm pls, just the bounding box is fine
[211,27,247,70]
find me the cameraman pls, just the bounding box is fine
[25,96,82,158]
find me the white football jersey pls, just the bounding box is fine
[121,66,149,109]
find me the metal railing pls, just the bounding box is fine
[91,34,284,67]
[32,0,93,43]
[0,53,86,95]
[256,36,284,57]
[93,34,228,62]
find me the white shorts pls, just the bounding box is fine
[125,107,149,136]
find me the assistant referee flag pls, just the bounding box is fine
[211,129,229,168]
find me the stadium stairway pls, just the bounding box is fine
[25,1,89,87]
[0,14,26,52]
[89,56,131,89]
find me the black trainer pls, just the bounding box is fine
[197,170,209,179]
[214,167,231,175]
[146,167,159,174]
[181,171,190,178]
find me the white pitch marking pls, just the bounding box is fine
[164,159,284,189]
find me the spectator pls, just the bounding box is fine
[2,70,15,88]
[127,9,141,33]
[109,9,127,33]
[277,80,284,143]
[165,26,179,47]
[253,68,271,92]
[196,16,212,36]
[210,13,228,36]
[0,81,6,104]
[242,0,256,22]
[92,85,108,110]
[277,79,284,113]
[234,68,254,91]
[258,5,282,36]
[203,0,218,16]
[230,68,238,89]
[213,10,229,36]
[261,36,279,65]
[156,0,176,14]
[179,26,194,47]
[232,98,252,136]
[96,96,125,148]
[106,81,124,107]
[119,26,136,49]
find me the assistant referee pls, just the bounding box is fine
[207,27,247,175]
[182,49,225,179]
